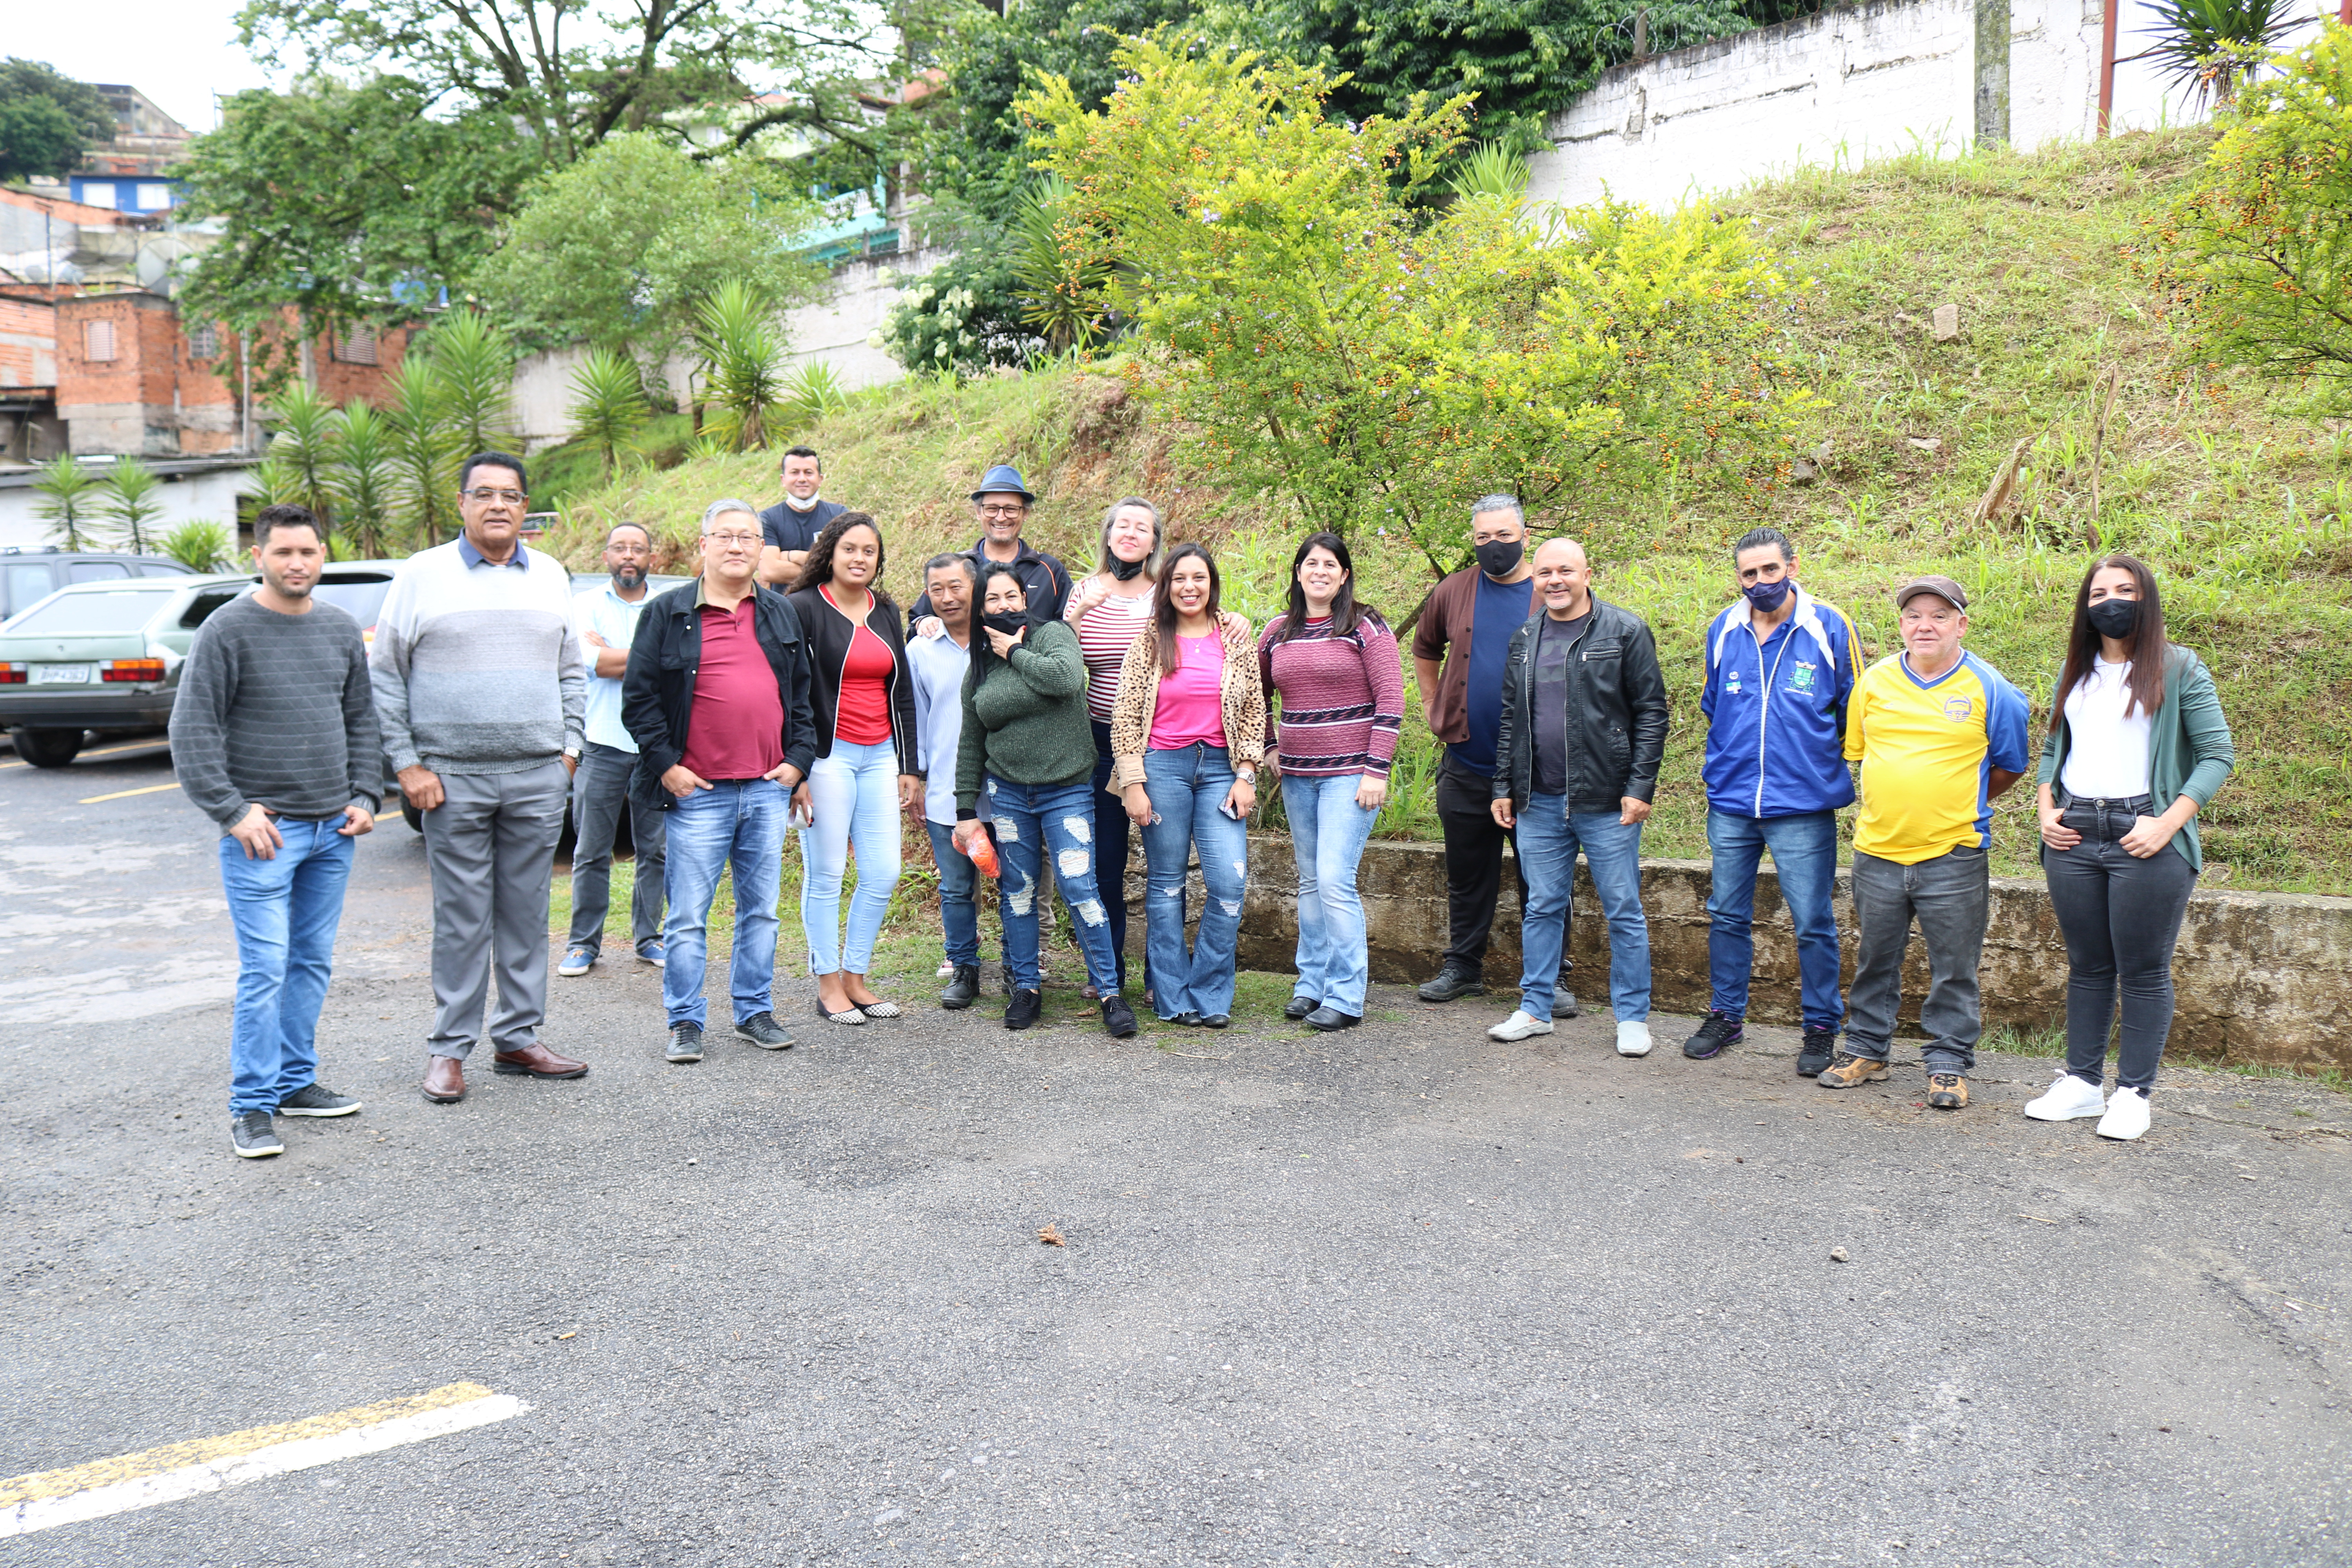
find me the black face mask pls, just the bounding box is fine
[1109,557,1147,581]
[1474,538,1524,578]
[984,611,1028,638]
[2086,598,2139,640]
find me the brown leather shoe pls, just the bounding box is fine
[421,1055,466,1103]
[491,1042,589,1080]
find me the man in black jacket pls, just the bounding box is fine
[1486,538,1670,1056]
[623,499,818,1063]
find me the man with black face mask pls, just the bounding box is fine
[1687,527,1860,1073]
[1409,494,1573,1009]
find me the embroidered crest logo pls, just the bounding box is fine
[1943,695,1974,721]
[1789,661,1817,693]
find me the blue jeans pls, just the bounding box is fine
[219,819,355,1114]
[1282,773,1381,1016]
[799,739,902,976]
[1138,743,1250,1018]
[925,819,985,968]
[1515,795,1650,1023]
[1705,808,1844,1033]
[986,774,1120,995]
[662,779,789,1028]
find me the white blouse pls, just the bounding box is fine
[2059,658,2152,800]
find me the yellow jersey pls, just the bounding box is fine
[1843,650,2032,865]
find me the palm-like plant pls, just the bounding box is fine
[31,454,100,550]
[330,400,402,560]
[2132,0,2299,105]
[384,356,457,549]
[267,383,340,531]
[568,348,650,479]
[695,281,786,451]
[420,309,517,460]
[162,520,235,572]
[1448,142,1532,205]
[1011,176,1116,355]
[779,361,850,432]
[99,457,167,554]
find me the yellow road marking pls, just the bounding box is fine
[76,781,181,805]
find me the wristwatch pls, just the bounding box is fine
[1235,764,1257,782]
[563,746,581,761]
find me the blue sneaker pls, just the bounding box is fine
[636,938,665,967]
[557,944,595,978]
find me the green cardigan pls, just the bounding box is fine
[2036,643,2234,870]
[955,619,1096,818]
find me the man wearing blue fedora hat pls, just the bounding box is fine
[909,464,1074,634]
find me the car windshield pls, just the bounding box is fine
[4,588,170,635]
[310,576,394,626]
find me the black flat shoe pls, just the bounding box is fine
[1283,996,1319,1020]
[1197,1014,1230,1029]
[1170,1011,1202,1027]
[1304,1006,1360,1031]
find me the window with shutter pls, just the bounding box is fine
[189,324,220,359]
[334,324,378,365]
[84,319,118,361]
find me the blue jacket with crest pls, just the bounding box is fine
[1700,586,1859,819]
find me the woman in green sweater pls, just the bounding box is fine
[953,561,1140,1037]
[2025,554,2233,1143]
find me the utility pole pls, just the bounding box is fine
[2097,0,2118,135]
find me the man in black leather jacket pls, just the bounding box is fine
[1486,538,1670,1056]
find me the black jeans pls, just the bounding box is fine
[2043,794,2198,1094]
[1434,756,1569,980]
[1089,719,1138,991]
[568,740,666,954]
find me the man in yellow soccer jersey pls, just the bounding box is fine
[1820,575,2030,1111]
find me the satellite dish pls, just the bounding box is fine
[135,236,198,298]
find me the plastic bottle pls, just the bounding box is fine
[966,829,1000,877]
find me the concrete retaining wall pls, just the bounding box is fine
[1125,835,2352,1071]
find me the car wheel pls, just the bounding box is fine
[401,800,424,833]
[11,728,85,768]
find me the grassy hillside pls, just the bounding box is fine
[552,127,2352,895]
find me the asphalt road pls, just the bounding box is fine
[5,740,2350,1567]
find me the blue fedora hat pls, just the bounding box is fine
[968,464,1037,505]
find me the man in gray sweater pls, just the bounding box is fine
[372,452,589,1104]
[170,505,380,1160]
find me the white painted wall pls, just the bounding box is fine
[779,245,953,391]
[1526,0,2327,213]
[0,462,257,551]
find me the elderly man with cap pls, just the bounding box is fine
[1821,573,2030,1110]
[909,464,1074,635]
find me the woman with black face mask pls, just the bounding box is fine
[2025,554,2233,1143]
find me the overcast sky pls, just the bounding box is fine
[12,0,276,133]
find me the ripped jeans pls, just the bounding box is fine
[1138,742,1249,1019]
[982,773,1122,997]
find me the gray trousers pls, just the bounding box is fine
[1846,846,1989,1075]
[567,741,666,953]
[423,761,570,1059]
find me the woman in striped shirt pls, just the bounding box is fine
[1257,531,1404,1031]
[1062,496,1163,997]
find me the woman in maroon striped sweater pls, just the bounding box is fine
[1256,532,1405,1030]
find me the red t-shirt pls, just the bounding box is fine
[826,586,898,747]
[681,597,784,780]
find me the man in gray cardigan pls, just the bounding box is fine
[171,505,380,1159]
[372,453,589,1104]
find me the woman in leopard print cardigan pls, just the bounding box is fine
[1109,544,1266,1026]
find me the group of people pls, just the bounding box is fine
[168,450,2233,1161]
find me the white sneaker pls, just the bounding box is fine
[1487,1009,1554,1042]
[1616,1020,1653,1057]
[2024,1071,2107,1122]
[2096,1086,2152,1141]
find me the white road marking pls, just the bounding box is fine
[0,1384,525,1538]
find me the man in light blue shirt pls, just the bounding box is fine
[560,523,666,975]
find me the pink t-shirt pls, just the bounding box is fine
[1149,633,1227,749]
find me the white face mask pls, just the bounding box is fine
[784,492,819,511]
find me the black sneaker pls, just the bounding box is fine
[1555,988,1581,1020]
[231,1110,283,1159]
[1284,996,1319,1020]
[1417,965,1485,1003]
[666,1022,705,1063]
[735,1012,794,1050]
[1682,1011,1744,1060]
[941,964,981,1010]
[1797,1028,1838,1077]
[276,1083,361,1118]
[1005,989,1042,1031]
[1101,995,1139,1038]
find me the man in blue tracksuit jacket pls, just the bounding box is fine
[1683,527,1860,1075]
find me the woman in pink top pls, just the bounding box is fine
[1110,544,1265,1026]
[1062,496,1162,996]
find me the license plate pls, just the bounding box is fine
[33,664,92,684]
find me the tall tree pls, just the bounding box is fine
[0,59,114,178]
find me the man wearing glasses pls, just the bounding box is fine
[559,522,667,979]
[907,464,1073,635]
[372,452,590,1105]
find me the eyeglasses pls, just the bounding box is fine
[978,504,1027,520]
[463,488,525,505]
[704,531,762,548]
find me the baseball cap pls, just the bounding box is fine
[1894,574,1968,610]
